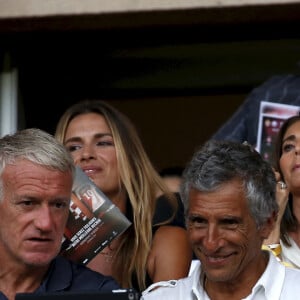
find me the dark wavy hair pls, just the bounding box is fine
[274,115,300,246]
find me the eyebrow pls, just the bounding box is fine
[282,134,296,144]
[64,133,113,144]
[187,213,242,222]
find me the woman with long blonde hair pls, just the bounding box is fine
[55,100,192,291]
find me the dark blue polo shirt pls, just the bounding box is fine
[1,256,120,300]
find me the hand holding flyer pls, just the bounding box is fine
[60,167,131,265]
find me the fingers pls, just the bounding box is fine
[276,179,289,203]
[273,170,287,189]
[273,170,281,182]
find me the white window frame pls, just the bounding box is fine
[0,51,18,137]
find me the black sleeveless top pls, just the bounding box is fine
[131,193,186,291]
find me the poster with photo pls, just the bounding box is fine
[60,167,131,265]
[256,101,300,166]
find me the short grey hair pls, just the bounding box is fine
[0,128,75,199]
[180,140,278,228]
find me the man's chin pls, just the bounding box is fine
[22,254,55,267]
[205,270,235,284]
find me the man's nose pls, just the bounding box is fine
[34,206,54,232]
[202,225,223,252]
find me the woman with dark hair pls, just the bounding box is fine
[264,115,300,267]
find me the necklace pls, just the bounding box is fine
[100,250,114,262]
[100,243,115,263]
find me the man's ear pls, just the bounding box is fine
[260,211,277,239]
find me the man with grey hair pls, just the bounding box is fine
[0,128,119,300]
[142,140,300,300]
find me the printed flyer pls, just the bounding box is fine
[256,101,300,165]
[60,167,131,264]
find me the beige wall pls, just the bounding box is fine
[0,0,299,18]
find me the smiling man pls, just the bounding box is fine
[142,140,300,300]
[0,128,119,300]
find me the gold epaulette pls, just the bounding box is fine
[262,244,294,267]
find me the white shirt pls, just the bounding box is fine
[141,252,300,300]
[281,237,300,268]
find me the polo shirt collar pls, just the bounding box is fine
[36,256,73,292]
